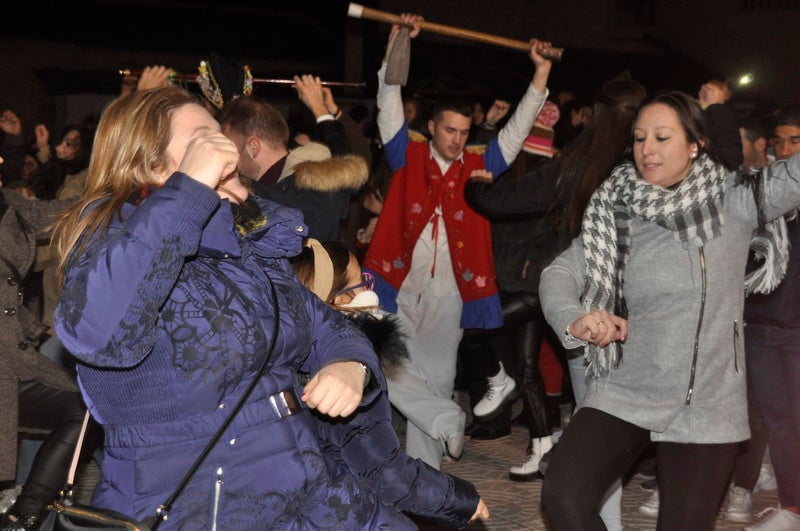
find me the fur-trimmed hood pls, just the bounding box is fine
[292,154,369,192]
[348,312,408,368]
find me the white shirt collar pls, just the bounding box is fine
[428,141,463,175]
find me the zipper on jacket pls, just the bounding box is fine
[685,247,706,405]
[733,320,742,374]
[211,466,224,531]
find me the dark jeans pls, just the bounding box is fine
[543,407,738,531]
[746,324,800,507]
[731,349,769,491]
[16,381,86,515]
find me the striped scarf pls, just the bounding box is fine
[580,154,726,377]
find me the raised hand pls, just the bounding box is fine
[485,100,511,127]
[137,65,176,91]
[529,38,554,69]
[322,87,339,117]
[0,110,22,136]
[34,124,50,149]
[293,74,328,118]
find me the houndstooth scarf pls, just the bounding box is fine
[742,163,791,296]
[579,154,788,378]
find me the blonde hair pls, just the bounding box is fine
[53,86,199,283]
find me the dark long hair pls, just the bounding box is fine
[558,75,647,236]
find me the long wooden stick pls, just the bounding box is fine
[347,3,563,61]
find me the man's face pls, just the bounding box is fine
[428,111,471,162]
[739,127,766,168]
[221,123,261,180]
[772,125,800,161]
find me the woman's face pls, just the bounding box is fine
[158,103,221,183]
[21,154,39,180]
[472,102,485,126]
[55,129,81,160]
[633,103,698,188]
[332,254,366,305]
[403,101,418,124]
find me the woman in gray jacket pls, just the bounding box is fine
[539,92,800,530]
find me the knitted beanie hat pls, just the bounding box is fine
[523,101,561,158]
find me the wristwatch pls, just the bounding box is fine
[359,363,371,389]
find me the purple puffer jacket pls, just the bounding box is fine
[55,172,414,530]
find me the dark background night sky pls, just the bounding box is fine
[0,0,793,128]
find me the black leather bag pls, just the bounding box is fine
[36,412,158,531]
[38,499,153,530]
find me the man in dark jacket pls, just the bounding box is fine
[219,77,367,241]
[741,105,800,531]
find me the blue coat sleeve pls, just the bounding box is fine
[383,123,410,173]
[55,172,221,368]
[298,286,383,406]
[318,391,479,528]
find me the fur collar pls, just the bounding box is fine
[293,155,369,192]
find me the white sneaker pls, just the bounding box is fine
[725,485,753,523]
[443,412,466,460]
[509,436,553,482]
[472,362,518,419]
[638,489,659,518]
[745,507,800,530]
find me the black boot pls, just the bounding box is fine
[467,402,512,440]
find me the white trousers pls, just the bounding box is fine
[386,285,465,469]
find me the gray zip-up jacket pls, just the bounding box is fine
[540,153,800,443]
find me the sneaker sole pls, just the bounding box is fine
[509,471,542,482]
[725,513,751,524]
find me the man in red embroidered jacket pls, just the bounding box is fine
[365,14,553,468]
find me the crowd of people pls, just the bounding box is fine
[0,11,799,531]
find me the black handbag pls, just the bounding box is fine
[39,281,281,531]
[37,413,155,531]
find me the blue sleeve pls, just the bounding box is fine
[55,172,221,368]
[298,286,382,405]
[384,123,410,173]
[483,137,510,177]
[321,393,479,527]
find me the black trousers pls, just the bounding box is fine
[542,407,739,531]
[16,381,86,515]
[460,291,556,438]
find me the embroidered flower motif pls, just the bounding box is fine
[454,210,464,221]
[475,275,487,287]
[382,260,392,273]
[462,269,474,282]
[447,181,455,189]
[410,202,422,214]
[393,257,405,269]
[456,241,465,249]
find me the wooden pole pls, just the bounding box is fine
[347,3,563,61]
